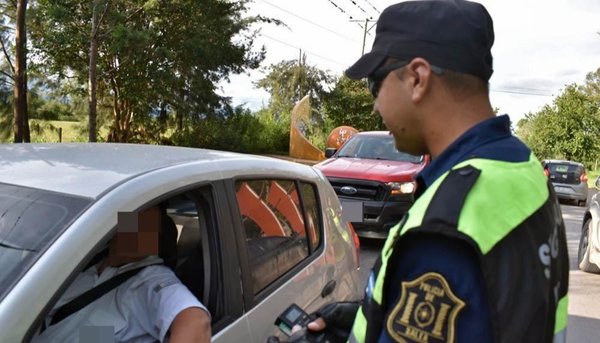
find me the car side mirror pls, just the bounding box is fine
[325,148,337,158]
[595,176,600,189]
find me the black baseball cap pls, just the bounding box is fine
[346,0,495,81]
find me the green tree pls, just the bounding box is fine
[12,0,28,142]
[0,76,11,141]
[517,84,600,164]
[321,76,384,131]
[255,55,334,119]
[30,0,269,142]
[582,67,600,104]
[86,0,109,142]
[0,0,30,142]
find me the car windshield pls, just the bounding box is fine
[336,135,423,163]
[0,183,91,300]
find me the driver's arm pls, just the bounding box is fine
[168,307,211,343]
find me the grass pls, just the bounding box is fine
[588,170,600,189]
[29,120,88,143]
[23,119,109,143]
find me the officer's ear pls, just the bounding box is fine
[405,57,436,104]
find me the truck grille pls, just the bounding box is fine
[326,177,388,201]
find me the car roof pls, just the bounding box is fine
[0,143,274,198]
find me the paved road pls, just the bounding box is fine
[358,197,600,342]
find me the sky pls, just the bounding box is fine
[219,0,600,124]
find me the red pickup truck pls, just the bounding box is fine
[313,131,429,239]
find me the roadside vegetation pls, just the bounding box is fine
[516,69,600,171]
[1,0,383,154]
[589,170,600,189]
[0,1,599,173]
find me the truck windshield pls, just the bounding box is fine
[0,183,91,300]
[336,135,423,163]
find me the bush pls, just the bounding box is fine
[31,101,78,121]
[171,108,290,155]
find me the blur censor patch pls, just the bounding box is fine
[386,272,465,343]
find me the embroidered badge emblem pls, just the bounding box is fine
[386,272,465,343]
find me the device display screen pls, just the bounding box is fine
[286,307,302,322]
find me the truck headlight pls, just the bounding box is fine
[387,181,416,195]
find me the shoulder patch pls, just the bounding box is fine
[153,279,178,293]
[386,272,465,343]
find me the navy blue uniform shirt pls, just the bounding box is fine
[378,115,531,342]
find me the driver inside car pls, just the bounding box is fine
[33,205,211,343]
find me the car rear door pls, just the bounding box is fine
[218,177,334,342]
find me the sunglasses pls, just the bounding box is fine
[367,60,445,98]
[368,60,409,98]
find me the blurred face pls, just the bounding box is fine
[108,206,161,266]
[370,61,426,156]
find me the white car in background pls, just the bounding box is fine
[0,144,361,342]
[579,177,600,273]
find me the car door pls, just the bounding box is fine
[126,180,257,343]
[216,177,334,342]
[15,180,250,343]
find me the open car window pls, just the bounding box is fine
[163,187,224,325]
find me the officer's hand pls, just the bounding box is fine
[266,302,359,343]
[292,302,360,343]
[304,318,326,332]
[314,301,360,334]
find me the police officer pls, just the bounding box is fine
[277,1,569,342]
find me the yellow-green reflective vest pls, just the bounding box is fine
[350,155,569,343]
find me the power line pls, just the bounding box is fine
[496,86,554,93]
[261,34,348,67]
[346,0,371,18]
[324,0,375,33]
[360,0,380,14]
[491,88,553,97]
[326,0,352,18]
[326,0,359,22]
[259,0,355,42]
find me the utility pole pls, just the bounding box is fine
[350,18,376,56]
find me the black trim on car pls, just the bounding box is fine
[209,181,245,334]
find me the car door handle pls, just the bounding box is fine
[321,280,337,298]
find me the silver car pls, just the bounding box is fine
[0,144,361,342]
[579,178,600,273]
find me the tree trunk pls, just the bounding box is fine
[13,0,29,143]
[88,0,100,142]
[176,88,185,131]
[107,75,135,143]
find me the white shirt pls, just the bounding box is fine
[33,256,208,343]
